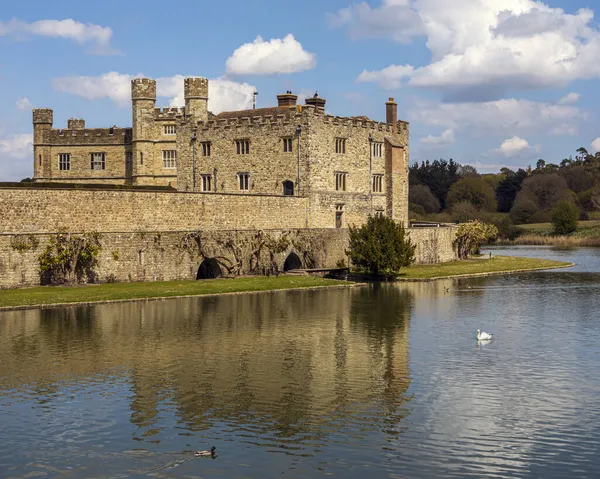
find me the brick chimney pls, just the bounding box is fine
[305,92,326,110]
[386,98,398,139]
[277,91,298,107]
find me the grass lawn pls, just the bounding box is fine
[0,276,350,309]
[396,255,572,280]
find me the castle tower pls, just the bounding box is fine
[384,98,408,226]
[32,108,53,180]
[184,77,209,121]
[131,78,157,183]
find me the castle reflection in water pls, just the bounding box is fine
[0,285,415,442]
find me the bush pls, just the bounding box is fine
[347,214,416,279]
[510,198,538,224]
[551,200,579,235]
[454,221,499,259]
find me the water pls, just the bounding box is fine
[1,246,600,478]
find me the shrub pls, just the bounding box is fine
[510,198,538,224]
[454,221,499,259]
[551,200,579,235]
[347,214,416,279]
[39,230,101,285]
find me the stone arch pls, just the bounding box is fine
[282,180,294,196]
[283,251,302,272]
[196,258,222,280]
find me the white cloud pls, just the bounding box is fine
[52,72,256,114]
[0,133,32,160]
[15,97,32,110]
[490,136,541,158]
[410,98,584,137]
[357,64,414,89]
[340,1,600,100]
[0,133,33,181]
[225,34,316,75]
[328,0,423,43]
[591,138,600,152]
[0,18,116,54]
[558,92,581,105]
[420,128,455,146]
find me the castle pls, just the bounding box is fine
[0,77,456,289]
[33,77,409,227]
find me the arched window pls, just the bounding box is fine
[283,180,294,196]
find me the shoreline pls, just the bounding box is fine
[0,256,575,312]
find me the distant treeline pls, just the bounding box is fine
[409,147,600,238]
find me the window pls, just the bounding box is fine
[202,141,211,157]
[236,139,250,155]
[91,152,105,170]
[283,180,294,196]
[238,172,250,191]
[335,172,347,191]
[39,155,42,166]
[200,174,212,192]
[372,142,383,158]
[283,137,293,153]
[162,150,177,169]
[58,153,70,171]
[164,124,176,135]
[126,152,132,166]
[372,174,383,193]
[335,204,344,228]
[140,152,144,165]
[335,138,346,154]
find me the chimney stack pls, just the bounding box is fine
[386,97,398,139]
[305,92,326,110]
[277,91,298,107]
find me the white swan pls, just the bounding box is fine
[477,329,493,340]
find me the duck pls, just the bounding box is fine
[195,446,216,457]
[477,329,493,340]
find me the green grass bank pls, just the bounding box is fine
[395,255,573,281]
[506,220,600,246]
[0,276,349,310]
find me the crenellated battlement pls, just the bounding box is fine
[184,77,209,99]
[33,108,53,125]
[154,107,186,119]
[47,127,133,145]
[131,78,157,100]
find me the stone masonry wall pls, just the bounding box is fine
[0,188,309,234]
[408,226,458,264]
[0,228,349,289]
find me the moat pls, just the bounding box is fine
[1,247,600,478]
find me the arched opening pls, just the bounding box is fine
[283,180,294,196]
[283,252,302,271]
[196,258,222,280]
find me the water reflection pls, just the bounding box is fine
[0,286,414,475]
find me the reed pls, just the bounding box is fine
[499,234,600,246]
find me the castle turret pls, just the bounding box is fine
[131,78,157,183]
[67,118,85,130]
[33,108,53,180]
[184,77,209,121]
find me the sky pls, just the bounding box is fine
[2,0,600,180]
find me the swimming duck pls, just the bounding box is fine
[195,446,216,457]
[477,329,493,340]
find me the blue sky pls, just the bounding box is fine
[2,0,600,180]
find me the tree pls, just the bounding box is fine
[409,184,440,213]
[551,201,579,235]
[347,215,416,278]
[509,198,538,224]
[39,230,101,285]
[454,221,499,259]
[447,177,497,212]
[496,168,528,212]
[409,158,460,209]
[515,173,572,211]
